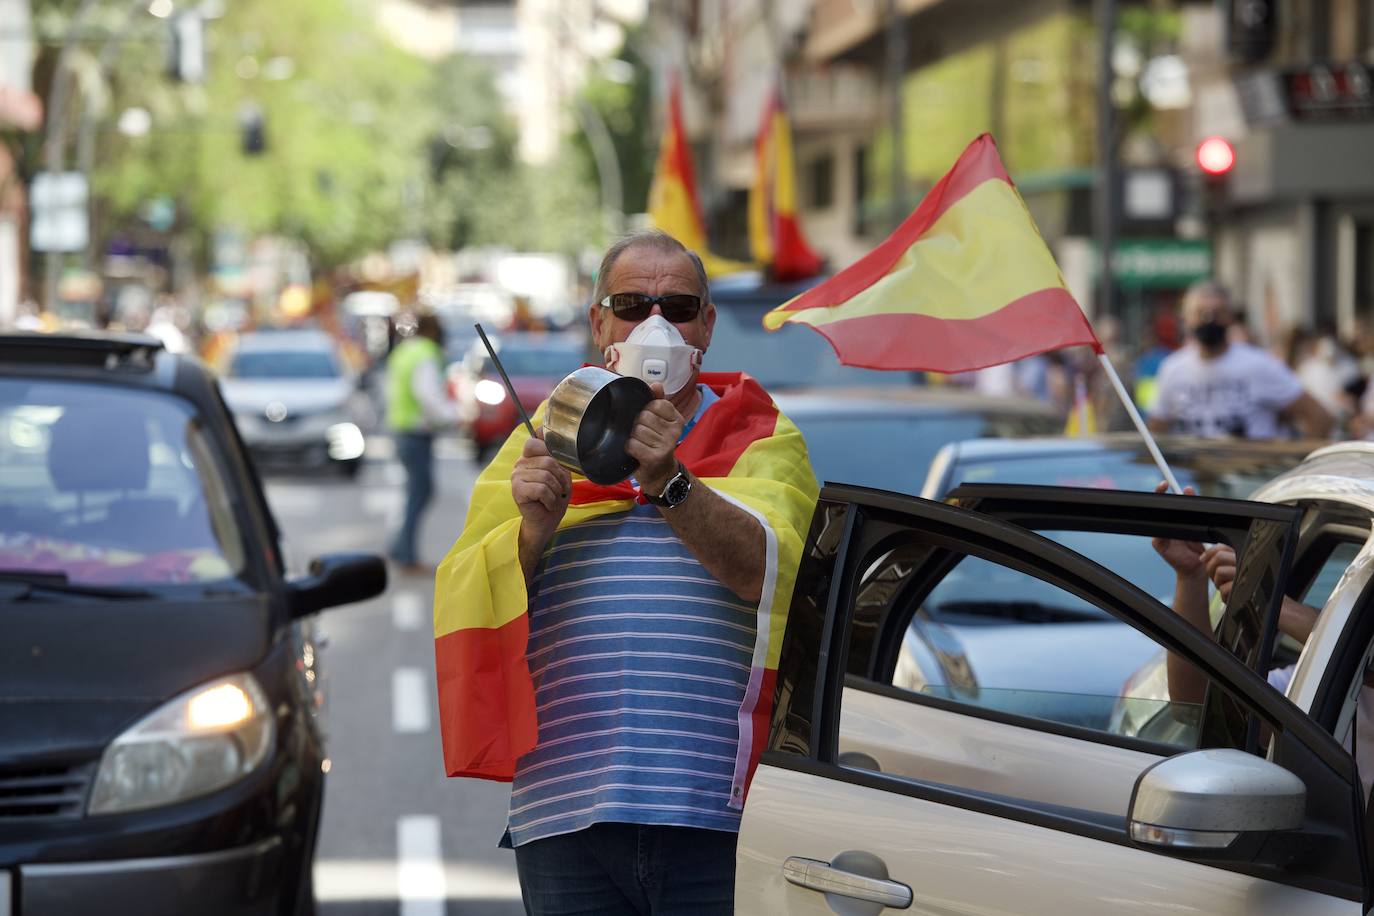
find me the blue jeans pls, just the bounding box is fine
[513,823,736,915]
[389,431,434,564]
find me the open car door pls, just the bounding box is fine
[736,485,1367,915]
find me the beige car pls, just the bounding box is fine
[737,442,1374,914]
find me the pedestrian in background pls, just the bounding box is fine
[1148,280,1332,440]
[433,231,818,915]
[386,312,458,573]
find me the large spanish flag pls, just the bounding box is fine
[433,372,818,802]
[648,76,753,278]
[763,134,1099,372]
[748,88,823,282]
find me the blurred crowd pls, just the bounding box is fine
[951,281,1374,443]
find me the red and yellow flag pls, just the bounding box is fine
[433,373,818,797]
[763,134,1100,372]
[748,88,823,282]
[648,76,752,278]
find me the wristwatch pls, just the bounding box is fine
[646,463,692,509]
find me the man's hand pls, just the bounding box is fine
[513,433,572,569]
[1202,544,1237,602]
[1150,482,1206,578]
[625,382,685,495]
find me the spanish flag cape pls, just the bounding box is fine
[433,372,819,806]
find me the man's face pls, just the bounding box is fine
[1184,292,1231,334]
[589,246,716,357]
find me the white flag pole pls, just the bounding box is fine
[1098,352,1183,495]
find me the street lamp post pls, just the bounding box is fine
[1095,0,1119,321]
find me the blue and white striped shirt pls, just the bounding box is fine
[507,388,757,846]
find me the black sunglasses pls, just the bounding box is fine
[599,292,702,323]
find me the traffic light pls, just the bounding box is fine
[1195,136,1235,177]
[239,104,266,156]
[1225,0,1277,65]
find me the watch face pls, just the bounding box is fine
[664,474,691,505]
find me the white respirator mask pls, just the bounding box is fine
[604,314,703,396]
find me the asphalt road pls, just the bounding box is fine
[262,435,524,916]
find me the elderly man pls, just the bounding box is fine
[1148,280,1331,439]
[433,231,819,915]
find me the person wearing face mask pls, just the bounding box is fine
[433,231,820,915]
[1147,280,1332,439]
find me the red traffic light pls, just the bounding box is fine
[1196,136,1235,176]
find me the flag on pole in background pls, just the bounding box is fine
[647,76,752,277]
[748,87,823,282]
[762,133,1100,373]
[1065,372,1098,436]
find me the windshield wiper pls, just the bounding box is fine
[0,569,156,600]
[934,600,1108,624]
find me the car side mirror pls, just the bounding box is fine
[1128,749,1305,859]
[288,552,387,617]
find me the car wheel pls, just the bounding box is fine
[338,458,363,480]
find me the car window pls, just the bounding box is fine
[0,378,247,586]
[230,349,338,379]
[890,538,1208,749]
[1303,541,1363,610]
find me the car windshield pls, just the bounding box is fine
[231,349,339,379]
[951,450,1199,493]
[793,412,1063,496]
[945,448,1296,500]
[0,379,247,587]
[482,345,585,377]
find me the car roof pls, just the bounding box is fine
[773,386,1062,418]
[0,331,221,408]
[942,433,1325,463]
[1253,440,1374,512]
[233,329,338,352]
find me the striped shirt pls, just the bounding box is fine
[507,388,757,846]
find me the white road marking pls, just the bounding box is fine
[314,858,521,902]
[397,816,447,916]
[392,668,430,734]
[394,592,425,630]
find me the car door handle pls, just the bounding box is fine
[782,856,912,909]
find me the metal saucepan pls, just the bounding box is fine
[543,366,653,485]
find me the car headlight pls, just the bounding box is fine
[474,378,507,406]
[88,673,274,815]
[327,422,365,460]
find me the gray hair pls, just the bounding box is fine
[590,230,710,308]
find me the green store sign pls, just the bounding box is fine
[1096,239,1212,289]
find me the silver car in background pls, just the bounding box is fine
[219,329,369,477]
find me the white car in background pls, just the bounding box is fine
[219,329,368,477]
[736,442,1374,914]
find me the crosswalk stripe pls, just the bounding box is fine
[392,668,430,733]
[397,816,446,916]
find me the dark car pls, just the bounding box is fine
[0,333,386,915]
[775,387,1065,497]
[705,274,923,391]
